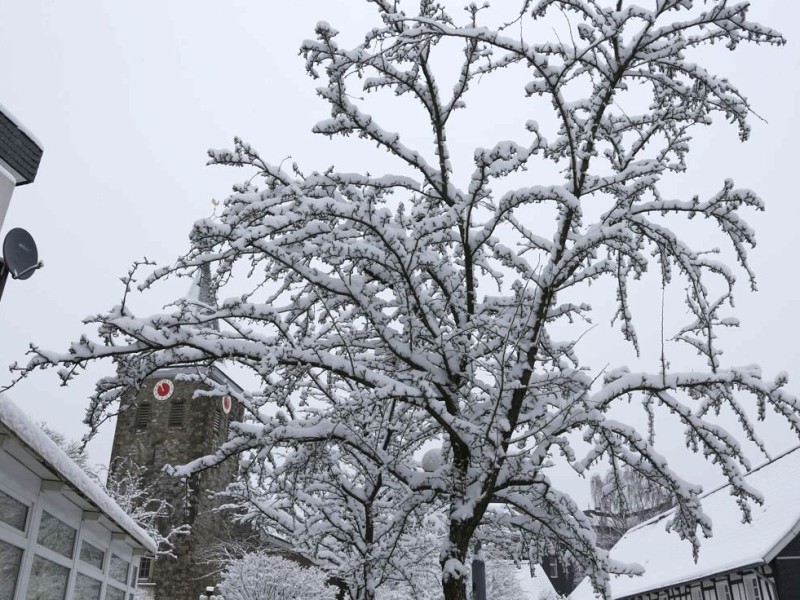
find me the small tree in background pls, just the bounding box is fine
[226,398,441,600]
[39,422,96,478]
[218,552,338,600]
[485,561,528,600]
[105,458,189,557]
[15,2,800,599]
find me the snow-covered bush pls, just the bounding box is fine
[485,561,527,600]
[218,552,337,600]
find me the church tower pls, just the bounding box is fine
[109,266,246,600]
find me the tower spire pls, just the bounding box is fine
[185,262,219,331]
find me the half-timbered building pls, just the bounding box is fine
[570,446,800,600]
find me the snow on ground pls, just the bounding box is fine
[570,446,800,599]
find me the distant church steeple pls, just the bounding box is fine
[109,261,245,600]
[184,262,219,331]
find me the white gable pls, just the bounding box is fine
[570,446,800,599]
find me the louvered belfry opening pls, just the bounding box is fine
[213,407,222,433]
[168,401,185,428]
[136,404,152,429]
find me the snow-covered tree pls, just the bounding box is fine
[105,457,189,557]
[218,552,338,600]
[39,422,96,478]
[228,403,440,600]
[13,2,800,600]
[485,560,528,600]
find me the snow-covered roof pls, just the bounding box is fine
[0,393,157,553]
[150,364,243,394]
[515,563,559,599]
[0,100,43,149]
[570,446,800,600]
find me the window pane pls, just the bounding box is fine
[73,574,102,600]
[37,511,76,558]
[79,540,104,570]
[109,555,130,584]
[747,577,763,600]
[26,555,69,600]
[0,489,28,532]
[0,538,23,600]
[106,587,126,600]
[139,556,152,581]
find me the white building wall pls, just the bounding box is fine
[0,162,15,233]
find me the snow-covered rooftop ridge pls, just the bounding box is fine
[514,562,559,599]
[570,445,800,600]
[0,101,43,149]
[0,393,157,553]
[148,363,243,394]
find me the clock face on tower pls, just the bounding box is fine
[153,379,174,400]
[221,395,232,414]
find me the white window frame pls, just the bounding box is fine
[137,554,154,582]
[0,475,144,600]
[0,532,26,599]
[0,485,32,538]
[716,581,733,600]
[16,493,81,600]
[703,586,719,600]
[73,571,105,600]
[743,575,763,600]
[548,555,558,577]
[0,470,36,600]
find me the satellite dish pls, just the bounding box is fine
[3,228,40,280]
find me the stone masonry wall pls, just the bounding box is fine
[110,371,245,600]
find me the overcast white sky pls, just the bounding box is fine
[1,1,799,506]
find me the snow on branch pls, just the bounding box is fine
[9,3,798,600]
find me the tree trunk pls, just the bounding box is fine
[441,521,473,600]
[350,583,375,600]
[441,444,479,600]
[442,573,469,600]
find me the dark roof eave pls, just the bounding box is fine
[0,110,43,185]
[616,560,766,600]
